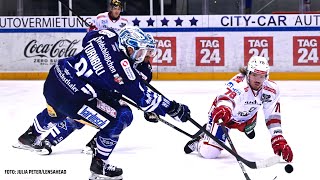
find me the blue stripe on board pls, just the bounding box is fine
[0,28,86,33]
[0,26,319,33]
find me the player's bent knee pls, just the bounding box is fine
[118,107,133,128]
[198,141,222,159]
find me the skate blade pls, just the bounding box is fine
[12,143,50,155]
[89,172,122,180]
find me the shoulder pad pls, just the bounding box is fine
[263,80,279,95]
[97,13,108,19]
[120,17,128,22]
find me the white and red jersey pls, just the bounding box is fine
[91,12,129,33]
[210,73,282,137]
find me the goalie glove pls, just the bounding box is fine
[271,135,293,162]
[144,112,159,123]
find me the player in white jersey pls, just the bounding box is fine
[184,56,293,163]
[88,0,129,33]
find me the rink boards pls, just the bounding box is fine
[0,14,320,80]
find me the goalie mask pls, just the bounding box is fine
[118,26,157,64]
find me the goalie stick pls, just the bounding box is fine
[141,81,280,169]
[219,120,251,180]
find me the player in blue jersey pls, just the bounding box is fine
[15,26,190,180]
[14,55,155,156]
[13,21,154,156]
[13,32,155,156]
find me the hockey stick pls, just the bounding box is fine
[141,81,280,169]
[188,117,279,169]
[219,120,251,180]
[57,0,90,26]
[120,96,195,138]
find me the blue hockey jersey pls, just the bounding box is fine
[52,29,169,116]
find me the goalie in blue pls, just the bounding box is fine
[15,26,190,180]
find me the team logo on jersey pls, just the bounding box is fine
[99,137,117,147]
[121,59,136,80]
[57,121,67,131]
[120,23,126,27]
[261,94,272,103]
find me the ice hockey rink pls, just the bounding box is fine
[0,80,319,180]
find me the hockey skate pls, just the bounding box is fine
[12,126,52,155]
[244,129,255,139]
[82,136,97,155]
[184,123,208,154]
[89,157,123,180]
[184,136,201,154]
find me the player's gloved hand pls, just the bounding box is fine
[211,105,232,125]
[167,101,190,122]
[271,135,293,162]
[144,112,159,123]
[88,23,97,32]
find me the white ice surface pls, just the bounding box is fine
[0,80,319,180]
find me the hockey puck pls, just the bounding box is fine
[284,164,293,173]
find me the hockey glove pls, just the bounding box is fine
[167,101,190,122]
[211,105,232,125]
[271,135,293,162]
[144,112,159,123]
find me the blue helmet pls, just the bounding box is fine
[118,26,156,63]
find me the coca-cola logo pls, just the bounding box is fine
[24,39,80,58]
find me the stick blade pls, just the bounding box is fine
[255,155,280,168]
